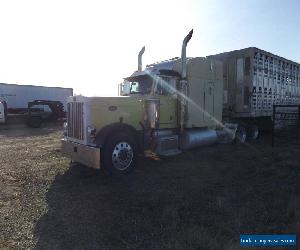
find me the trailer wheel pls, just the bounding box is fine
[247,124,259,140]
[235,125,247,143]
[102,132,137,174]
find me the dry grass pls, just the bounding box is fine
[0,125,299,249]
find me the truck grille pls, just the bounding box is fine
[67,102,84,140]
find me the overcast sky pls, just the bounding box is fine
[0,0,299,96]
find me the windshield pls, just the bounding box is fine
[122,74,178,96]
[127,76,153,95]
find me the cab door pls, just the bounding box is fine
[204,81,215,122]
[159,96,177,128]
[154,76,177,128]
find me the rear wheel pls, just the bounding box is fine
[235,125,247,143]
[102,132,137,174]
[247,124,259,140]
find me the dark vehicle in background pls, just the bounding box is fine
[27,100,66,128]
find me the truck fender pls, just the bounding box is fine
[95,123,141,150]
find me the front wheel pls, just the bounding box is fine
[102,132,137,174]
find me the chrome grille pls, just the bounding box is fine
[67,102,84,140]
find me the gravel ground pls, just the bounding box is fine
[0,125,299,249]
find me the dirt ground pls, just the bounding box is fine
[0,125,299,250]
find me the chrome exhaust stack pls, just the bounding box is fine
[179,29,193,132]
[138,46,145,71]
[181,29,193,79]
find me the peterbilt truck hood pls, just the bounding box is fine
[89,96,145,131]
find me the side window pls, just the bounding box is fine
[155,76,177,96]
[155,77,168,95]
[31,104,44,111]
[168,78,177,95]
[130,82,139,93]
[44,105,52,112]
[30,104,52,112]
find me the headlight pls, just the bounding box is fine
[87,125,96,138]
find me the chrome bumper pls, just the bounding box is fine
[61,139,101,169]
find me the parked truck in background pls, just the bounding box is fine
[27,100,66,128]
[0,84,72,125]
[0,83,73,113]
[61,30,237,174]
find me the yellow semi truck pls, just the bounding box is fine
[61,30,237,174]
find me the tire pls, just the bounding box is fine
[247,124,259,140]
[235,125,247,143]
[27,116,42,128]
[102,132,137,174]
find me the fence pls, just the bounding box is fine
[272,105,300,146]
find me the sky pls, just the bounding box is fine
[0,0,299,96]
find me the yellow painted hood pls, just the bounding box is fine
[89,96,144,131]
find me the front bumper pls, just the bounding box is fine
[61,138,101,169]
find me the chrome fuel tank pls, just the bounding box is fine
[179,129,217,150]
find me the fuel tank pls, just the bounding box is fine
[179,128,217,150]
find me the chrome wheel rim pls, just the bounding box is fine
[112,141,133,170]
